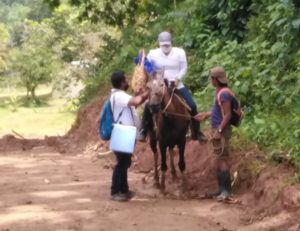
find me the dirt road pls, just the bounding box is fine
[0,149,297,231]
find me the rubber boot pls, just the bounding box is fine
[206,170,223,198]
[216,170,231,201]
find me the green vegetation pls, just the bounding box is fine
[0,100,74,138]
[11,20,60,101]
[56,0,299,165]
[0,0,84,137]
[0,0,86,99]
[0,86,75,137]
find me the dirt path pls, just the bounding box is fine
[0,149,297,231]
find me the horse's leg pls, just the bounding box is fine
[153,150,160,188]
[178,139,187,190]
[169,148,177,181]
[150,135,159,188]
[159,143,168,192]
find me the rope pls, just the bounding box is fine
[161,87,192,120]
[174,94,191,112]
[163,111,193,119]
[162,86,175,113]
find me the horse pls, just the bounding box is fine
[145,73,191,191]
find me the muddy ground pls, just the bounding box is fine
[0,100,300,231]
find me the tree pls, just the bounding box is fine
[11,20,60,101]
[44,0,180,28]
[0,24,9,74]
[45,4,84,62]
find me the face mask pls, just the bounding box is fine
[160,45,172,55]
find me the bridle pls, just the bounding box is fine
[149,81,193,133]
[155,84,193,119]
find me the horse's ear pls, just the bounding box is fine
[146,81,152,89]
[148,72,154,82]
[156,68,164,80]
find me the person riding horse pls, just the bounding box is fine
[139,31,207,143]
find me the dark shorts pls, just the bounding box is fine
[210,126,232,160]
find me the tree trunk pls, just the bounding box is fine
[30,86,36,101]
[26,83,30,98]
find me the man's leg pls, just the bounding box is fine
[216,126,232,199]
[216,159,231,200]
[119,153,132,195]
[111,152,128,201]
[208,127,232,200]
[177,87,207,142]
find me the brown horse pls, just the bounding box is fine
[146,74,191,191]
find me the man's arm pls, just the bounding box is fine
[127,90,149,107]
[212,100,231,139]
[194,112,211,121]
[219,101,232,130]
[177,49,188,81]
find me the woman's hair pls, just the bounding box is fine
[111,70,125,89]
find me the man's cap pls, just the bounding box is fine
[158,31,172,46]
[209,66,228,84]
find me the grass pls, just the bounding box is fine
[0,85,76,138]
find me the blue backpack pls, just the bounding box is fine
[99,99,114,140]
[99,95,125,140]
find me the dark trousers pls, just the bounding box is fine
[177,87,201,138]
[177,87,197,116]
[111,152,132,195]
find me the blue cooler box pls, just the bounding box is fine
[109,123,137,154]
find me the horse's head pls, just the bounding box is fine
[146,71,166,114]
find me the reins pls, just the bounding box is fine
[161,86,193,120]
[163,111,193,119]
[162,85,175,113]
[151,83,193,136]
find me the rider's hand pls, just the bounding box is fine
[174,77,180,87]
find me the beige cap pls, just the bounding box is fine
[209,66,228,84]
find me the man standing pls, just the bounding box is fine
[109,70,148,202]
[195,66,233,200]
[140,31,207,143]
